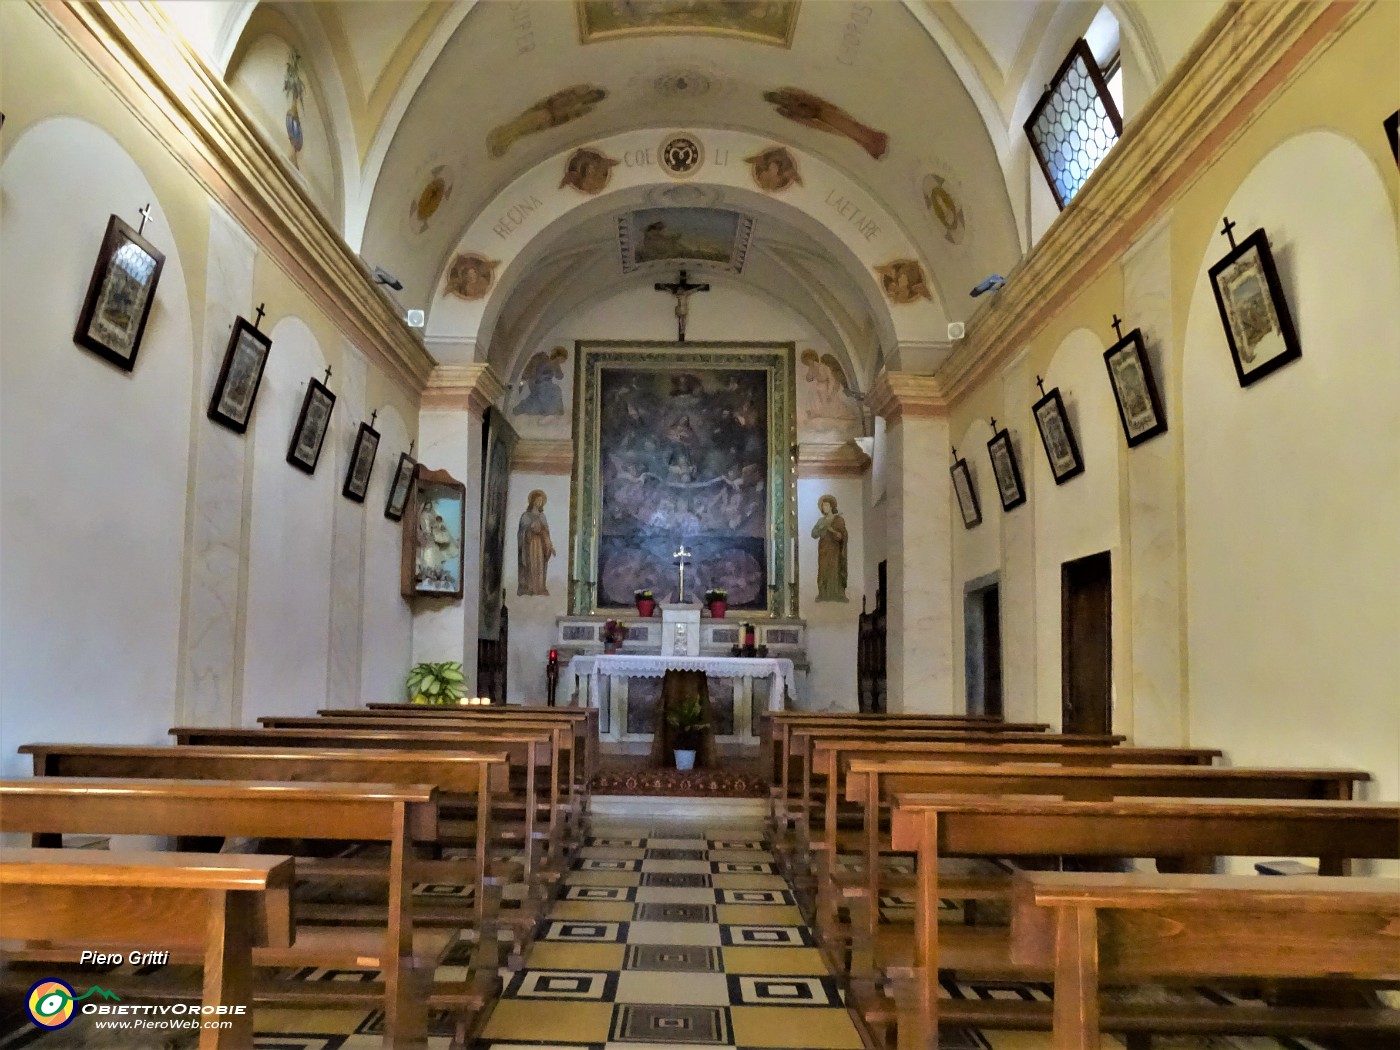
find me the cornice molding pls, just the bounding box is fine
[938,0,1368,400]
[41,1,437,394]
[797,441,870,479]
[513,439,574,476]
[420,364,506,415]
[866,371,949,424]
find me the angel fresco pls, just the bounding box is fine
[487,85,607,159]
[444,253,499,301]
[800,348,861,434]
[746,145,802,193]
[561,147,619,195]
[515,346,568,417]
[875,259,932,305]
[763,87,888,160]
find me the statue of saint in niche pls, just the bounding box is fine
[517,489,555,596]
[811,494,849,602]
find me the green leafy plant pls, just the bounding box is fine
[703,588,727,603]
[406,661,465,705]
[665,696,709,750]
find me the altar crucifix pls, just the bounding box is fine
[672,543,692,603]
[654,269,710,342]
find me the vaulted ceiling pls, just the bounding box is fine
[161,0,1221,386]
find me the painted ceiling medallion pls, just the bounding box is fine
[875,259,932,304]
[561,147,620,195]
[409,165,453,233]
[763,87,888,160]
[922,172,965,244]
[577,0,799,48]
[654,69,713,99]
[444,253,499,300]
[486,85,607,159]
[659,133,705,179]
[746,146,802,193]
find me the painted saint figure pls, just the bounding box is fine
[515,346,567,417]
[811,494,849,602]
[517,489,555,596]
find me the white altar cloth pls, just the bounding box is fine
[567,654,797,713]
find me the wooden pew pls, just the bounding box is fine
[0,848,293,1050]
[1009,870,1400,1047]
[885,794,1400,1049]
[356,703,599,786]
[17,743,515,965]
[832,759,1372,980]
[169,726,563,879]
[0,778,443,1050]
[256,714,583,837]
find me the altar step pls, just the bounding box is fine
[590,795,769,820]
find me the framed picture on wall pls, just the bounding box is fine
[342,420,381,502]
[286,377,336,474]
[1384,110,1398,166]
[207,316,272,433]
[73,214,166,371]
[1209,227,1301,387]
[384,451,417,521]
[986,427,1026,512]
[402,466,466,599]
[950,456,982,529]
[1032,386,1085,484]
[1103,328,1167,447]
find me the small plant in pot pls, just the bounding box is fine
[406,661,466,705]
[704,588,728,619]
[665,695,708,771]
[634,589,656,617]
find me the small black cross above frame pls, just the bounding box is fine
[322,365,333,387]
[1111,314,1125,340]
[654,269,710,342]
[253,302,267,330]
[136,203,154,236]
[1220,215,1238,250]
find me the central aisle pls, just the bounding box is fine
[477,818,867,1050]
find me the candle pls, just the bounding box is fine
[768,542,775,577]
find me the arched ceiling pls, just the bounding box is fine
[168,0,1220,381]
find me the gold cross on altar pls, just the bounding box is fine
[673,543,692,603]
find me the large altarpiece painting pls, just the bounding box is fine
[570,342,796,614]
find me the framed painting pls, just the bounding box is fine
[402,466,466,599]
[570,341,796,615]
[986,427,1026,512]
[576,0,799,47]
[384,451,417,521]
[1103,328,1167,447]
[1032,387,1085,484]
[207,316,272,433]
[1209,227,1301,387]
[950,456,982,529]
[286,377,336,474]
[74,214,166,371]
[618,207,754,274]
[479,407,518,639]
[342,420,380,502]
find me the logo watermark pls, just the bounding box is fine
[25,980,121,1030]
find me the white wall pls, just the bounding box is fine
[361,405,415,702]
[0,119,194,773]
[1183,131,1400,801]
[241,316,334,721]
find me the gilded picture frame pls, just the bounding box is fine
[74,214,166,372]
[1032,387,1085,484]
[570,341,796,616]
[1208,227,1301,387]
[401,466,466,600]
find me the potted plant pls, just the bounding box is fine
[601,619,627,654]
[704,588,728,619]
[406,661,466,705]
[634,589,656,618]
[665,695,708,771]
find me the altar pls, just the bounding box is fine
[566,653,796,746]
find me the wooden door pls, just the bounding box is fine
[1061,552,1111,735]
[980,585,1003,719]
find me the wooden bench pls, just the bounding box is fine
[169,725,565,879]
[1009,870,1400,1047]
[884,794,1400,1050]
[0,847,294,1050]
[17,743,519,966]
[1,777,443,1050]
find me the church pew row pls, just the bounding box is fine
[1009,870,1400,1048]
[0,847,294,1050]
[826,759,1373,981]
[170,725,568,882]
[770,727,1130,861]
[0,778,456,1050]
[355,703,599,786]
[257,713,585,840]
[879,794,1400,1049]
[17,744,527,968]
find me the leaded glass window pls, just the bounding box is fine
[1025,39,1123,209]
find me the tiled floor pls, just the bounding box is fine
[477,819,866,1050]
